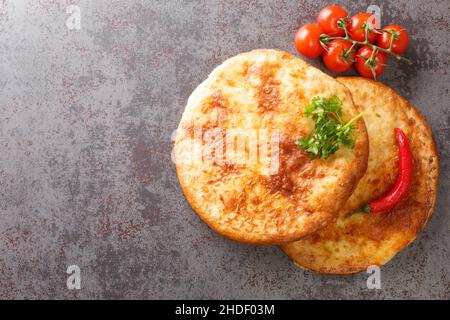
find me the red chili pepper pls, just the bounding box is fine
[357,128,413,214]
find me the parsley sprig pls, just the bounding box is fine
[296,96,363,160]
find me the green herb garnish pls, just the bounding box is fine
[296,96,363,160]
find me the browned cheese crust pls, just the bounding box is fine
[174,50,369,244]
[281,77,439,273]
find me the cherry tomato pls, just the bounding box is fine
[348,13,378,43]
[317,5,348,36]
[294,23,325,58]
[322,39,356,73]
[355,46,386,78]
[376,25,409,54]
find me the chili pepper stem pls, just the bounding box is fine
[348,203,371,217]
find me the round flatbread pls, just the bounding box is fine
[281,77,439,273]
[174,50,368,244]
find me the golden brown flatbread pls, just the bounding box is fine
[281,77,439,273]
[174,50,368,244]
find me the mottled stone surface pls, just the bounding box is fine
[0,0,448,299]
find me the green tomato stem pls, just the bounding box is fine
[320,34,412,65]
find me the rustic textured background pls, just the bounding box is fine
[0,0,448,299]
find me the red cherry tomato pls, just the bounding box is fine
[322,39,356,73]
[376,25,409,54]
[348,13,378,43]
[294,23,325,58]
[355,46,386,78]
[317,5,348,36]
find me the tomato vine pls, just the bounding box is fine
[319,18,412,79]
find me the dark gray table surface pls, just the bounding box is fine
[0,0,448,299]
